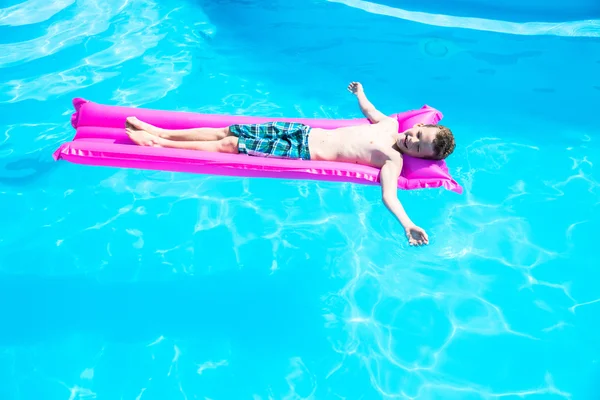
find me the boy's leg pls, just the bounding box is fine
[126,126,239,153]
[126,117,231,141]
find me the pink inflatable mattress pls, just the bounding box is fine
[53,98,462,194]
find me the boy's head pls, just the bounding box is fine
[396,123,455,160]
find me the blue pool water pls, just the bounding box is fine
[1,0,600,398]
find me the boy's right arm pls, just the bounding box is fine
[348,82,393,124]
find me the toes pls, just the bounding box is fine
[125,118,138,129]
[126,116,141,129]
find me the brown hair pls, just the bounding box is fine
[424,124,455,160]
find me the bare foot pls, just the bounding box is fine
[126,116,163,137]
[126,127,162,147]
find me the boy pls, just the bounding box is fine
[125,82,455,246]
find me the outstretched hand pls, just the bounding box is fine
[347,81,364,95]
[405,224,429,246]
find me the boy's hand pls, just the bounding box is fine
[347,81,364,95]
[405,224,429,246]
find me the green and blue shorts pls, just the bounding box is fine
[228,122,311,160]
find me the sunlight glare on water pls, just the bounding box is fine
[0,0,599,399]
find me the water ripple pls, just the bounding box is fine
[0,0,129,68]
[0,0,75,27]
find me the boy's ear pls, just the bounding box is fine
[413,122,424,128]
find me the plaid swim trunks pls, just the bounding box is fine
[228,122,311,160]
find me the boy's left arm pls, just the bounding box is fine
[380,157,429,246]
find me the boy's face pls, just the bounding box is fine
[397,123,438,159]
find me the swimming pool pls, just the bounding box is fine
[1,0,599,398]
